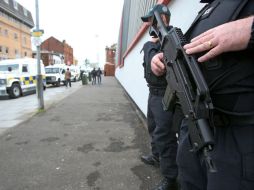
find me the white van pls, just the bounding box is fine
[67,65,80,82]
[0,58,46,98]
[45,64,66,87]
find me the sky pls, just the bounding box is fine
[16,0,124,67]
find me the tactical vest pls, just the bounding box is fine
[142,41,167,88]
[185,0,254,115]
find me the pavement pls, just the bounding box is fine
[0,81,82,133]
[0,76,161,190]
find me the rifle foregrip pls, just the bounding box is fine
[197,119,215,146]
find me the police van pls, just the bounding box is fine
[0,58,46,98]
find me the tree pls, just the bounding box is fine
[84,58,90,67]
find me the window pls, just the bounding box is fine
[13,1,18,10]
[15,50,20,58]
[23,8,28,16]
[6,47,9,54]
[0,46,2,53]
[23,36,27,45]
[22,65,28,72]
[0,64,19,72]
[14,33,18,40]
[24,51,27,56]
[4,29,8,37]
[2,47,5,53]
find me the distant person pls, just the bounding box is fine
[96,68,102,84]
[80,70,84,80]
[91,68,97,85]
[65,68,71,87]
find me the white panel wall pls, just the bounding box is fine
[168,0,204,33]
[116,1,205,117]
[116,32,151,115]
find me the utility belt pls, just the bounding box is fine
[149,87,166,96]
[213,112,254,127]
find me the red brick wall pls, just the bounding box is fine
[104,63,115,76]
[41,37,73,65]
[105,47,116,64]
[63,41,73,65]
[41,37,63,54]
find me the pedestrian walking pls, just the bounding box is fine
[65,68,71,88]
[91,68,97,85]
[96,68,102,84]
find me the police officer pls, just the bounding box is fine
[151,1,254,189]
[140,5,178,190]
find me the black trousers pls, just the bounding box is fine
[97,76,101,84]
[65,79,71,87]
[147,92,178,180]
[92,76,96,85]
[177,118,254,190]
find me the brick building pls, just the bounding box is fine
[0,0,34,60]
[104,44,116,76]
[39,36,73,66]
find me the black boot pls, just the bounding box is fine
[153,178,179,190]
[140,154,160,167]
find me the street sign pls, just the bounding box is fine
[31,29,44,37]
[32,37,42,46]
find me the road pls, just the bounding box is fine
[0,81,83,134]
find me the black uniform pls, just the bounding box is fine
[96,68,102,84]
[177,0,254,189]
[142,41,178,183]
[91,69,97,85]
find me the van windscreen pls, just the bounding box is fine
[0,64,19,72]
[45,68,59,74]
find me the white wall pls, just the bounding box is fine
[115,1,205,117]
[168,0,204,32]
[116,32,151,115]
[53,55,61,65]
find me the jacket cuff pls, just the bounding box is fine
[247,17,254,49]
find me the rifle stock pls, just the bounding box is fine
[150,10,217,173]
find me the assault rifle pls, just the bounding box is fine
[149,7,217,172]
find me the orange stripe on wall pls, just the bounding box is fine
[118,12,124,67]
[118,0,171,68]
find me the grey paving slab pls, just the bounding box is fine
[0,81,82,135]
[0,76,161,190]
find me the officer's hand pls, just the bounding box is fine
[184,16,254,62]
[151,53,165,76]
[150,37,159,43]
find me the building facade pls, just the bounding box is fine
[105,44,116,64]
[115,0,204,115]
[104,44,116,76]
[0,0,34,60]
[40,36,73,66]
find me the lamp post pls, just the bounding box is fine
[34,0,44,110]
[95,34,99,68]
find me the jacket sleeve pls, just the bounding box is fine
[142,41,161,66]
